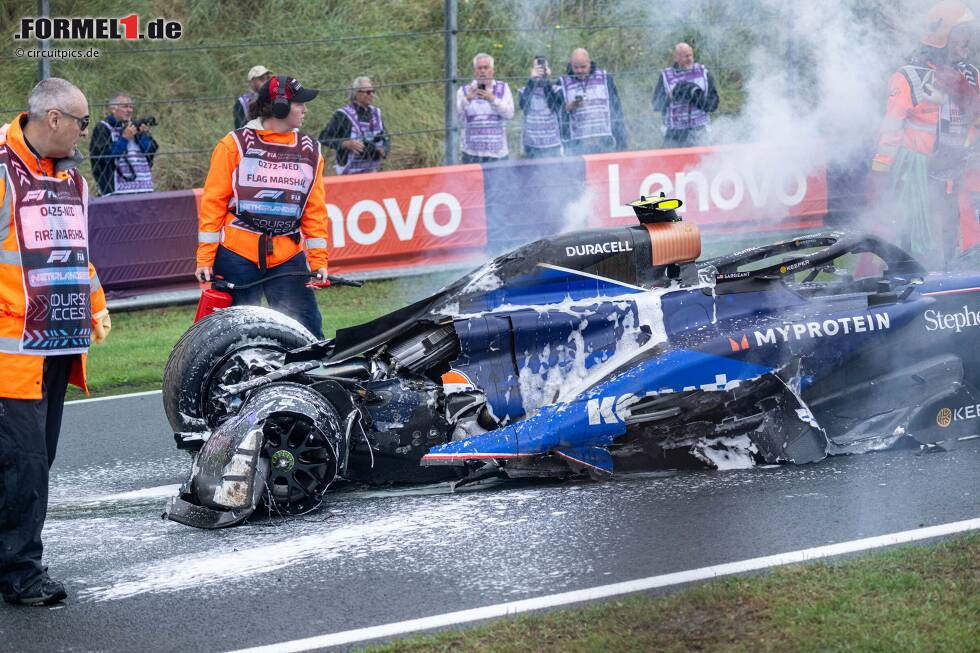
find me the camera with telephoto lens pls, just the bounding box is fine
[131,116,157,128]
[361,131,387,161]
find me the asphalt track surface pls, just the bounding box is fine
[1,392,978,652]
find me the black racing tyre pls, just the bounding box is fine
[163,306,319,441]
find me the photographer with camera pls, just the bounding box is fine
[651,43,720,148]
[519,56,563,158]
[457,53,514,163]
[558,48,626,156]
[89,93,158,196]
[318,76,389,175]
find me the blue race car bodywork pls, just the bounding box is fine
[163,201,980,527]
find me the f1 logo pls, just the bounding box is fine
[23,190,47,202]
[47,250,73,263]
[255,190,284,199]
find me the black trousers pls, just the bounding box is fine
[212,246,325,339]
[0,355,73,596]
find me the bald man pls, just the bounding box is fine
[652,43,720,148]
[558,48,627,155]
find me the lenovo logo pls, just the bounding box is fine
[327,193,463,247]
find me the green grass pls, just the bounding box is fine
[66,272,453,400]
[364,533,980,653]
[1,0,760,191]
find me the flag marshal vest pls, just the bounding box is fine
[661,64,711,131]
[336,104,385,175]
[98,119,154,194]
[229,128,320,237]
[560,70,614,141]
[0,145,91,355]
[462,81,508,156]
[522,84,562,149]
[237,92,255,117]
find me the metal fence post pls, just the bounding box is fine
[37,0,51,81]
[444,0,458,165]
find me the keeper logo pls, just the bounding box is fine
[14,15,182,41]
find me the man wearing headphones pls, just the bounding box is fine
[196,76,329,338]
[319,76,389,175]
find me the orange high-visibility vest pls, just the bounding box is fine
[0,114,107,399]
[874,64,943,169]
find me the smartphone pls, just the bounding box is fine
[478,82,486,91]
[535,56,547,67]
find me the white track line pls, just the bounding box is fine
[66,389,161,405]
[224,517,980,653]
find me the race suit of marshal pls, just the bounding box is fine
[463,81,508,156]
[0,145,91,355]
[335,104,385,175]
[229,127,320,267]
[560,70,613,140]
[522,84,562,150]
[661,63,711,130]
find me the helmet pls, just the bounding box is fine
[922,0,977,49]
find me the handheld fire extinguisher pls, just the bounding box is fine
[194,272,363,323]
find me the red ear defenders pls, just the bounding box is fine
[269,75,292,119]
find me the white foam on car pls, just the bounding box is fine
[475,288,672,418]
[221,517,980,653]
[691,435,759,470]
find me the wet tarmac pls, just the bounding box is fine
[0,392,978,652]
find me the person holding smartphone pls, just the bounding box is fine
[519,56,564,158]
[456,52,515,163]
[558,47,627,155]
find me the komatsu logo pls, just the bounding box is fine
[565,240,633,257]
[752,313,890,346]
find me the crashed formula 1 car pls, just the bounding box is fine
[163,196,980,528]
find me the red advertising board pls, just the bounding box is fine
[322,164,488,273]
[583,144,828,232]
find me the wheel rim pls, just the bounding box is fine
[204,345,287,426]
[262,412,337,515]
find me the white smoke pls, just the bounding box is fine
[502,0,957,235]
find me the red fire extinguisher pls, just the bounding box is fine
[194,272,362,323]
[194,279,236,322]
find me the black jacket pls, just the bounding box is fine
[89,115,159,196]
[318,105,390,168]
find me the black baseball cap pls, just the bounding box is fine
[259,76,319,104]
